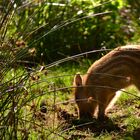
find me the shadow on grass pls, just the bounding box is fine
[72,118,121,134]
[57,109,122,136]
[58,117,122,139]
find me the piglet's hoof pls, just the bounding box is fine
[98,115,109,122]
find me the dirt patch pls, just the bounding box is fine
[56,107,122,135]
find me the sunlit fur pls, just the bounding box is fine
[73,45,140,120]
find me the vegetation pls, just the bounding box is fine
[1,0,139,63]
[1,63,140,139]
[0,0,140,139]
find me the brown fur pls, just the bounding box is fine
[73,45,140,120]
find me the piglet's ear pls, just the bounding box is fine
[74,73,82,86]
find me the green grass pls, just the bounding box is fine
[1,0,140,139]
[0,60,140,140]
